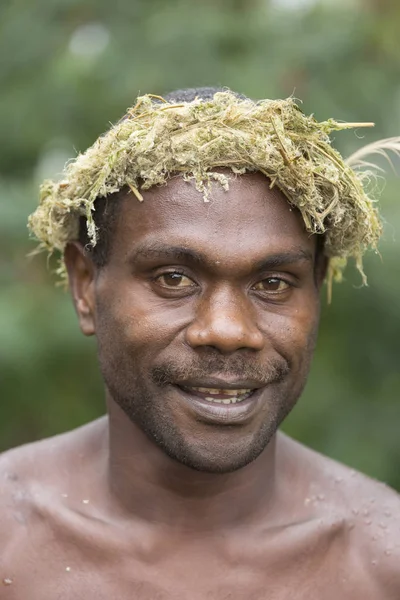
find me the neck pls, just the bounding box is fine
[103,399,283,532]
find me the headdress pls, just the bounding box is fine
[29,91,390,298]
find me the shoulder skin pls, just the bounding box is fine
[285,436,400,598]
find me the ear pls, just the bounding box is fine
[64,242,96,336]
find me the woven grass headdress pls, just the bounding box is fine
[29,90,394,296]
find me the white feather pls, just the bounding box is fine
[346,136,400,174]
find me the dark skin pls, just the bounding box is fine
[1,172,399,599]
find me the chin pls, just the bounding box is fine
[159,430,273,474]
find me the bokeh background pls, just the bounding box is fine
[1,0,399,489]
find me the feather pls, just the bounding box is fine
[346,136,400,173]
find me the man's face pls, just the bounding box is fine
[84,172,323,473]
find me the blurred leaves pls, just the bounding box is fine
[0,0,399,488]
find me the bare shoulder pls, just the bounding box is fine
[283,434,400,597]
[0,418,106,547]
[333,463,400,596]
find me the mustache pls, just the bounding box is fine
[151,354,290,387]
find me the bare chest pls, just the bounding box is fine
[0,564,379,600]
[1,520,378,600]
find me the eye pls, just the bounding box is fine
[155,272,196,288]
[252,277,290,293]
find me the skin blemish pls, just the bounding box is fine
[13,512,25,525]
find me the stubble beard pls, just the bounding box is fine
[99,347,314,474]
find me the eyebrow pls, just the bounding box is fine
[128,243,204,265]
[253,249,314,271]
[127,242,314,270]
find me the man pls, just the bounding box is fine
[1,88,399,599]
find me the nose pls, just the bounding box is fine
[185,286,265,354]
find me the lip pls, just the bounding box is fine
[173,384,264,425]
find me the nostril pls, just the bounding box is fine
[185,318,264,353]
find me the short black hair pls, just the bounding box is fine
[163,86,247,103]
[78,194,122,267]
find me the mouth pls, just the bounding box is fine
[180,385,254,404]
[173,383,264,424]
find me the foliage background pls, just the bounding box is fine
[0,0,399,489]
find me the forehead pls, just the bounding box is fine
[111,171,315,263]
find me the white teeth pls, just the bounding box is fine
[192,387,252,396]
[184,386,255,405]
[203,394,249,404]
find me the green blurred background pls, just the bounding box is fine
[1,0,399,488]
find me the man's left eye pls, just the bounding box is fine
[156,273,196,288]
[252,278,290,292]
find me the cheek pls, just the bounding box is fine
[262,302,319,368]
[95,285,187,360]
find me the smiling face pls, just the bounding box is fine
[67,171,325,473]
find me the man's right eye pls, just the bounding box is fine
[155,272,196,288]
